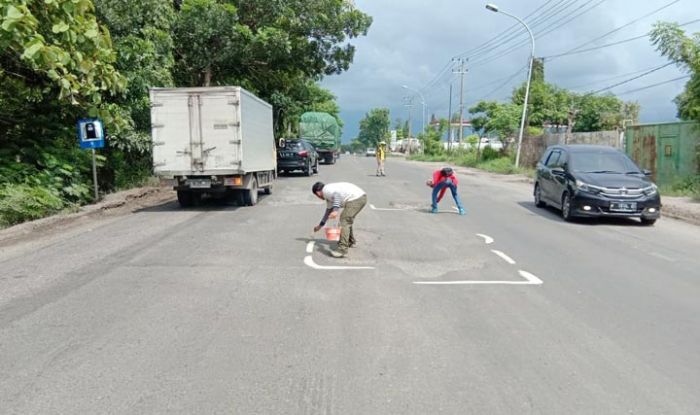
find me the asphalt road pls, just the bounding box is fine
[1,156,699,414]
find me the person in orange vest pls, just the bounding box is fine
[376,141,386,176]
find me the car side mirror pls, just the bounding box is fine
[551,166,565,175]
[643,169,652,176]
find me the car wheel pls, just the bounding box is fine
[640,218,657,226]
[304,161,312,176]
[177,190,194,208]
[313,160,319,174]
[561,192,574,222]
[534,183,546,208]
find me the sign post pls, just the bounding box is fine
[77,118,105,201]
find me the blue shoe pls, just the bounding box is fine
[431,207,438,214]
[459,208,466,216]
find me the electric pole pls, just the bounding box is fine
[447,83,453,151]
[453,58,468,144]
[403,96,414,154]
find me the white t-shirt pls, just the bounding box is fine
[323,182,366,209]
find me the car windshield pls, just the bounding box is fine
[283,142,303,150]
[570,151,641,174]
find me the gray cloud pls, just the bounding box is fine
[322,0,699,140]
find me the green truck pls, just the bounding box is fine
[299,112,341,164]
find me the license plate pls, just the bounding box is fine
[187,179,211,189]
[281,152,294,158]
[610,202,637,212]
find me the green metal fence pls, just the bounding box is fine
[625,121,699,186]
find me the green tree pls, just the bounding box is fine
[358,108,390,147]
[469,101,520,146]
[0,0,126,210]
[172,0,372,135]
[650,22,700,121]
[419,119,446,156]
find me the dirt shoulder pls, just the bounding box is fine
[404,159,700,226]
[0,186,174,248]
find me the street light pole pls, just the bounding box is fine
[485,3,535,168]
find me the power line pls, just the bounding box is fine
[418,0,569,94]
[466,0,582,66]
[468,0,608,69]
[475,65,529,101]
[588,62,675,95]
[616,75,690,96]
[563,0,682,54]
[564,64,672,90]
[544,18,700,60]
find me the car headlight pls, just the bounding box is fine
[643,184,658,196]
[576,180,602,194]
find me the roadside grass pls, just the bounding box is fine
[409,150,534,177]
[659,175,700,201]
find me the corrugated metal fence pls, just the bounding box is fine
[625,122,699,186]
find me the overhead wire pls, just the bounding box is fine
[587,62,675,95]
[562,0,682,54]
[544,17,700,60]
[615,75,690,96]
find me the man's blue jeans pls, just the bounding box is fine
[432,180,464,210]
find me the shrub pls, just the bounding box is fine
[480,145,501,161]
[0,184,66,227]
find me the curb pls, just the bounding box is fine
[0,186,169,245]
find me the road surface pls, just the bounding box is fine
[1,156,699,414]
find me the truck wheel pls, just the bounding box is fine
[264,186,272,195]
[244,177,259,206]
[177,190,194,208]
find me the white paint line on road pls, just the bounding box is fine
[412,270,544,285]
[370,204,406,211]
[518,270,544,285]
[303,242,375,271]
[304,255,375,271]
[476,234,495,245]
[491,250,516,265]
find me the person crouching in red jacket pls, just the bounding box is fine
[426,167,465,215]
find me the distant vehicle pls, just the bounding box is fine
[150,86,275,208]
[299,112,341,164]
[366,148,377,157]
[534,145,661,225]
[277,139,319,176]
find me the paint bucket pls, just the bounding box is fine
[325,226,341,241]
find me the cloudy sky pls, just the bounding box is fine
[321,0,699,141]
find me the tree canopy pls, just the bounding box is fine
[358,108,390,147]
[0,0,372,226]
[651,22,700,122]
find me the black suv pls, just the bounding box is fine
[277,139,319,176]
[534,145,661,225]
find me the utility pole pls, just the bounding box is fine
[447,83,453,151]
[403,96,414,155]
[453,58,468,145]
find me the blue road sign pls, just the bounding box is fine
[77,118,105,149]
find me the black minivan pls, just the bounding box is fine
[534,145,661,225]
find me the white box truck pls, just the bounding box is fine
[150,87,276,207]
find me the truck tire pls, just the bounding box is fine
[177,190,194,208]
[244,177,259,206]
[264,185,272,195]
